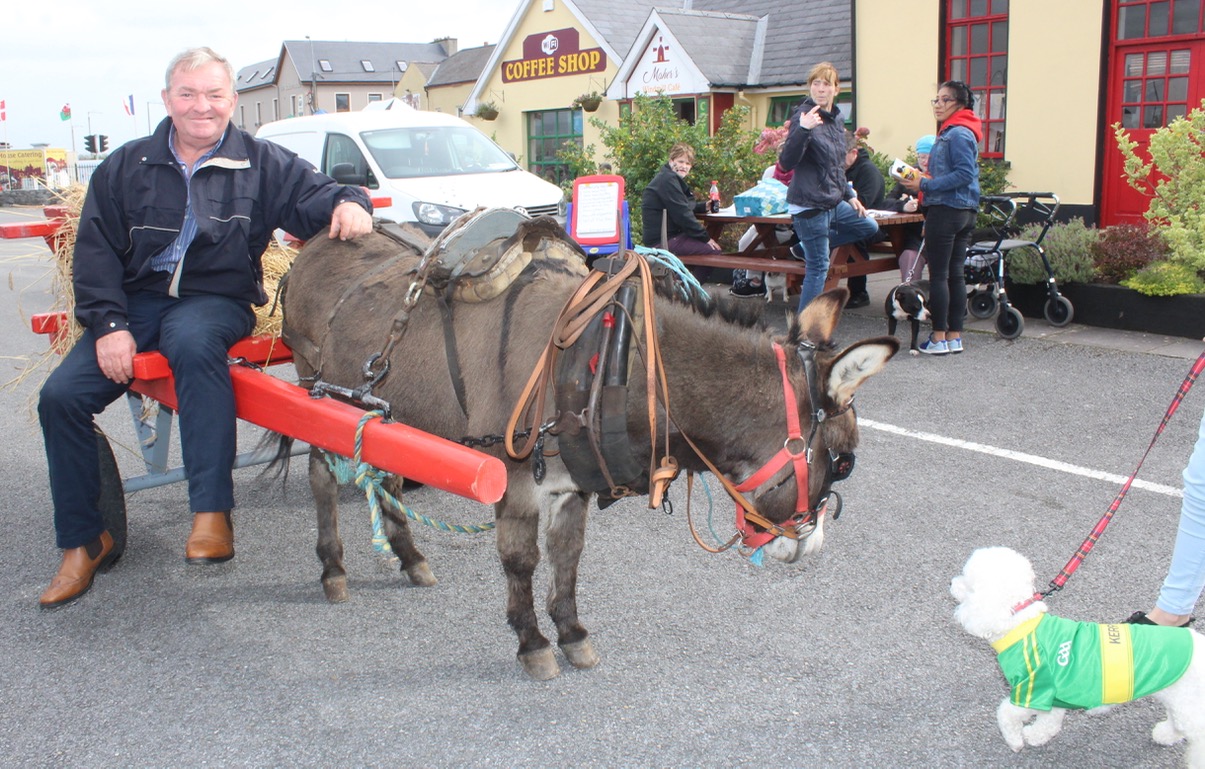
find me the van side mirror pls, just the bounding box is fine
[330,162,367,186]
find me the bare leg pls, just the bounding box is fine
[495,480,558,680]
[310,448,348,603]
[544,491,598,669]
[379,476,436,587]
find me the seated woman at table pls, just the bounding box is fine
[641,142,724,282]
[881,134,934,282]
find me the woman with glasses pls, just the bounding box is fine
[777,62,879,311]
[900,81,982,355]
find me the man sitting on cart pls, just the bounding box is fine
[36,47,374,609]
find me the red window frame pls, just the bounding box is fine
[944,0,1009,158]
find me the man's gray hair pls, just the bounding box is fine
[165,47,235,92]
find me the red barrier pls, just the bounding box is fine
[28,312,508,505]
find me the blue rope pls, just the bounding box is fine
[323,410,496,562]
[632,246,713,305]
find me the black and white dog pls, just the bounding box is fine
[884,281,931,355]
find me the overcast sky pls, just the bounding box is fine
[1,0,520,152]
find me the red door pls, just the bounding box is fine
[1101,42,1205,225]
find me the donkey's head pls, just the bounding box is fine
[733,288,898,562]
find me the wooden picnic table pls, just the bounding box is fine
[678,211,924,289]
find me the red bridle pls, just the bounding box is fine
[732,342,845,550]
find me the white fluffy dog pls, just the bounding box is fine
[950,546,1205,767]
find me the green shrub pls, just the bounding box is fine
[1091,223,1168,284]
[1121,260,1205,296]
[1004,217,1099,284]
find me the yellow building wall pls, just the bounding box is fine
[856,0,1101,210]
[1005,1,1101,206]
[395,66,433,110]
[854,1,943,160]
[426,82,476,116]
[465,0,621,168]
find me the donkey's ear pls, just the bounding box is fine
[791,287,849,345]
[826,337,899,405]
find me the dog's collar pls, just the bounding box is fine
[991,615,1044,653]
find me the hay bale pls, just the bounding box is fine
[45,186,297,343]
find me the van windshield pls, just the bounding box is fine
[360,127,519,179]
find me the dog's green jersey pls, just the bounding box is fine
[991,614,1193,710]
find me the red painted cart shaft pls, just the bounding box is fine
[29,312,507,505]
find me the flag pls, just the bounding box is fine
[60,103,71,121]
[1,100,6,122]
[123,94,134,116]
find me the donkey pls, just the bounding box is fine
[280,214,898,680]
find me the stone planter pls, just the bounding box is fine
[1005,279,1205,339]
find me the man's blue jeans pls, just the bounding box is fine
[793,201,880,312]
[39,293,255,548]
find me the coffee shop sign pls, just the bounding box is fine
[501,27,607,83]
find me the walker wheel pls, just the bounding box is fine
[996,306,1024,339]
[968,291,998,319]
[1044,295,1074,327]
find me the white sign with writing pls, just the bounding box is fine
[628,27,709,96]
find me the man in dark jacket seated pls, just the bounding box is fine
[36,47,374,609]
[640,142,724,282]
[843,130,889,308]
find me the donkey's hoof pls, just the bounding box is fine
[560,638,600,669]
[322,577,349,603]
[405,560,438,587]
[518,647,560,680]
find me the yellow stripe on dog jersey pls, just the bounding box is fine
[1099,623,1135,703]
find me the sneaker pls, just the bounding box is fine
[1124,610,1194,627]
[918,336,948,355]
[789,243,805,261]
[729,279,766,298]
[846,292,870,309]
[947,337,963,354]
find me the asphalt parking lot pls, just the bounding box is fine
[2,205,1202,768]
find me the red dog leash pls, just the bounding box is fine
[1013,348,1205,613]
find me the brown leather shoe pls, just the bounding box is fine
[184,511,234,564]
[39,531,119,609]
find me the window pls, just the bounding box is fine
[1120,48,1192,127]
[335,93,350,112]
[255,102,262,126]
[946,0,1008,157]
[319,60,333,73]
[1118,0,1203,38]
[272,98,279,121]
[767,95,854,127]
[361,60,375,72]
[527,108,583,186]
[368,93,383,102]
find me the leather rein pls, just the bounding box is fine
[506,249,851,555]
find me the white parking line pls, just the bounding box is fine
[860,418,1183,498]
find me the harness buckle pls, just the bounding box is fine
[783,436,808,459]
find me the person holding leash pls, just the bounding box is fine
[900,81,981,355]
[37,47,373,609]
[1128,407,1205,628]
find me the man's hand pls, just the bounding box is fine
[328,201,373,241]
[96,330,137,384]
[850,197,868,217]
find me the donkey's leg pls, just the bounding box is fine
[545,491,599,669]
[495,485,559,680]
[379,476,437,587]
[310,448,349,603]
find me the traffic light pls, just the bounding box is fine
[99,135,109,153]
[84,134,97,154]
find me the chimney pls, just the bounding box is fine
[434,37,457,56]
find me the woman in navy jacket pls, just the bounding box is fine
[901,80,981,355]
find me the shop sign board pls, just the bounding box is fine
[501,27,607,83]
[628,28,709,96]
[0,148,70,190]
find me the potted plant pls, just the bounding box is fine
[572,92,603,112]
[474,101,499,121]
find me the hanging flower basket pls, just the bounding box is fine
[573,92,603,112]
[475,102,499,121]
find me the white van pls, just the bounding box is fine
[256,104,564,235]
